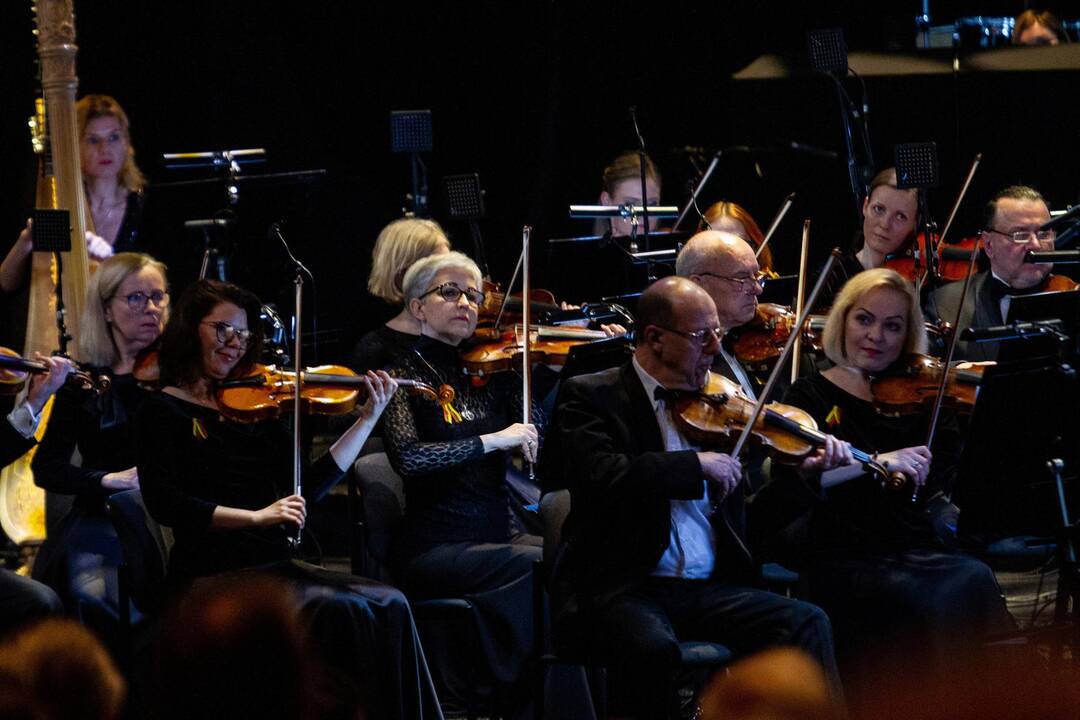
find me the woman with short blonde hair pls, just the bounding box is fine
[820,267,927,367]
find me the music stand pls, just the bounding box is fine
[1003,289,1080,361]
[444,172,490,277]
[954,353,1079,542]
[390,109,432,217]
[30,209,73,355]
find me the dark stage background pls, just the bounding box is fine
[1,1,1076,362]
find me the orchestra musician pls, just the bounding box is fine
[0,355,73,637]
[381,250,542,712]
[595,150,662,239]
[136,278,443,720]
[763,268,1012,699]
[815,168,918,311]
[1,95,146,296]
[31,253,166,629]
[923,185,1074,362]
[349,218,451,373]
[698,199,775,273]
[541,276,843,717]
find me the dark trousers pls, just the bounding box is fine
[589,578,840,718]
[0,569,61,638]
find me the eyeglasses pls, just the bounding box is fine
[419,282,486,307]
[983,228,1056,245]
[656,325,723,347]
[696,270,768,293]
[202,321,254,347]
[113,290,169,311]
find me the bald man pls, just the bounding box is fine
[543,276,844,717]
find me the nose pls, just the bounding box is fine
[457,291,473,308]
[866,321,884,343]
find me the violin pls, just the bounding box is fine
[462,325,610,376]
[1044,274,1080,292]
[870,354,990,416]
[0,347,109,395]
[730,303,949,372]
[883,232,987,284]
[670,373,905,490]
[132,348,161,385]
[215,364,437,422]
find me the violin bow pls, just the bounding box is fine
[756,192,796,262]
[521,225,535,480]
[917,153,982,296]
[790,220,812,383]
[731,249,842,460]
[917,217,982,502]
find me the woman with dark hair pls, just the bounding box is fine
[137,278,443,720]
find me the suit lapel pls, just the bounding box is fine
[618,362,664,453]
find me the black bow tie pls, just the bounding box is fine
[989,277,1045,301]
[653,386,681,404]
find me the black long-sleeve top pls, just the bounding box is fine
[136,391,345,586]
[772,372,960,556]
[382,337,544,557]
[32,373,150,510]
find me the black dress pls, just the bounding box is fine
[812,250,866,312]
[771,373,1012,674]
[31,373,150,627]
[349,325,420,374]
[382,336,544,706]
[136,391,443,720]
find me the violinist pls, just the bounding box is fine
[542,276,844,717]
[677,230,768,399]
[765,268,1012,698]
[814,168,918,311]
[136,278,443,719]
[381,251,542,714]
[924,185,1073,362]
[0,355,73,637]
[349,217,450,373]
[31,253,166,629]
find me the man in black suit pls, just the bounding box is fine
[924,186,1062,361]
[542,276,845,717]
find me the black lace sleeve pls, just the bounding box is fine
[382,390,485,477]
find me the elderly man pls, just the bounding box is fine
[924,185,1070,361]
[676,230,769,398]
[542,276,845,717]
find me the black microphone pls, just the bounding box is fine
[1025,250,1080,264]
[184,218,234,230]
[960,320,1064,343]
[1041,204,1080,232]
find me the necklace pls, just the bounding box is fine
[411,349,464,424]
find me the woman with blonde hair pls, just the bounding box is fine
[1,95,147,294]
[31,252,168,633]
[765,268,1011,702]
[350,217,451,373]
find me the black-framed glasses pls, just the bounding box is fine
[656,325,723,347]
[419,282,486,307]
[202,321,254,347]
[983,228,1056,245]
[112,290,169,311]
[696,270,768,292]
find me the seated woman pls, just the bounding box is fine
[32,253,167,630]
[137,278,442,720]
[349,218,450,373]
[766,268,1012,703]
[814,168,917,311]
[381,251,542,711]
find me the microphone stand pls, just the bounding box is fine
[673,150,722,232]
[271,223,313,548]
